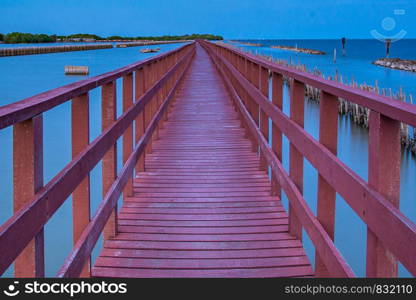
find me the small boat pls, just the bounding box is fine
[140,48,160,53]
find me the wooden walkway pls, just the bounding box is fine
[92,45,313,278]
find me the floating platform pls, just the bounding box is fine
[140,48,160,53]
[64,66,89,75]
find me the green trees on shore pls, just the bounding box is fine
[2,32,56,43]
[0,32,223,43]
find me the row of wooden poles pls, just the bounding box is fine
[0,40,188,57]
[116,40,188,48]
[222,42,416,156]
[0,44,113,57]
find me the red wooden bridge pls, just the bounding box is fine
[0,40,415,278]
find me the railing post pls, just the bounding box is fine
[289,79,305,239]
[102,81,117,240]
[71,93,91,277]
[366,111,401,277]
[271,72,283,197]
[315,91,339,277]
[144,64,153,154]
[13,115,44,277]
[123,73,133,198]
[259,66,269,172]
[135,68,145,173]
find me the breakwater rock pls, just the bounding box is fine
[373,58,416,72]
[270,45,325,55]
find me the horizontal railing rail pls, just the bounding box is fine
[0,42,195,277]
[201,40,416,278]
[0,42,191,129]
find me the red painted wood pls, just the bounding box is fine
[99,248,303,259]
[259,66,269,171]
[13,116,44,277]
[271,72,283,197]
[135,68,145,173]
[289,79,304,239]
[315,91,338,277]
[93,266,313,278]
[117,225,289,234]
[0,44,195,277]
[95,256,310,269]
[92,45,311,278]
[206,41,415,276]
[57,44,195,278]
[0,44,193,130]
[206,42,416,128]
[204,41,354,277]
[122,73,134,198]
[71,93,91,277]
[366,112,401,277]
[102,81,118,240]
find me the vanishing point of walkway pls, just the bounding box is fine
[92,45,313,277]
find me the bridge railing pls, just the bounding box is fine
[201,40,416,277]
[0,42,195,277]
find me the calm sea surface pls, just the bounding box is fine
[0,39,414,277]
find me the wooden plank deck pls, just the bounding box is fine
[92,45,313,278]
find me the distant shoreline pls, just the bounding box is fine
[229,40,263,47]
[270,45,325,55]
[373,58,416,72]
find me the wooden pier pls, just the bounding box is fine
[0,40,415,278]
[93,46,312,277]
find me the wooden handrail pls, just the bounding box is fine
[0,42,195,277]
[201,40,416,277]
[57,49,195,277]
[0,42,192,129]
[210,42,416,127]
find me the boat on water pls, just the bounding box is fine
[140,47,160,53]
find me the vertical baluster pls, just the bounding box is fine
[123,73,134,198]
[315,91,339,277]
[102,81,117,240]
[251,62,260,126]
[366,111,401,277]
[13,115,44,277]
[259,67,269,172]
[135,68,145,173]
[144,64,153,154]
[71,93,91,277]
[271,73,283,197]
[289,79,305,239]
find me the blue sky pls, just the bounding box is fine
[0,0,415,39]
